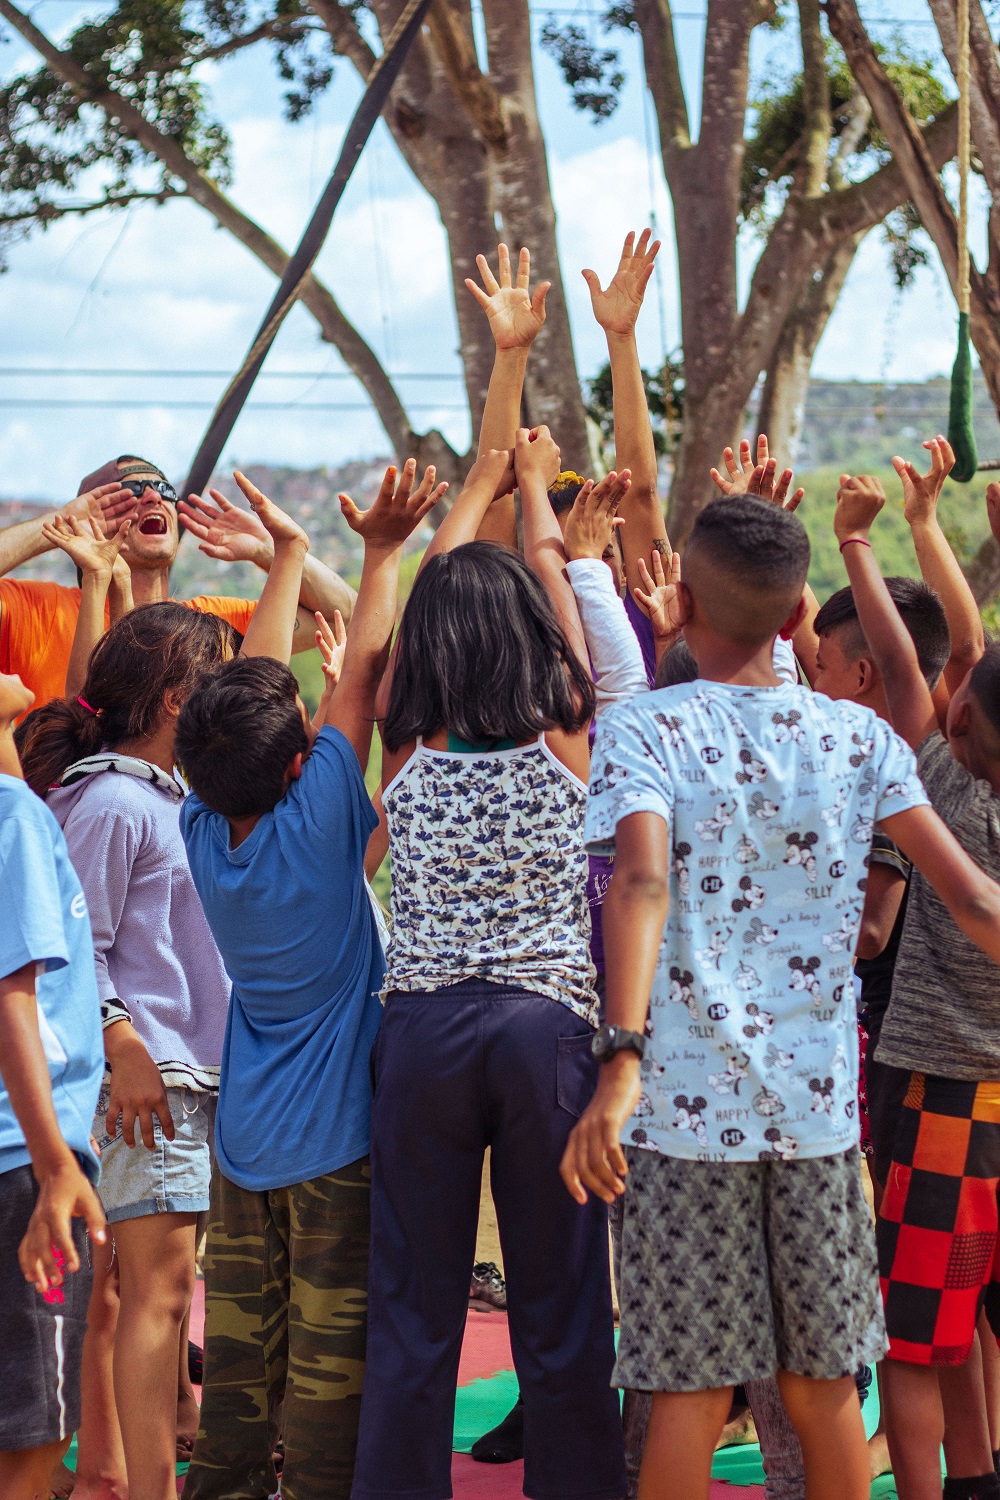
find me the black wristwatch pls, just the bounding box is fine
[591,1024,646,1063]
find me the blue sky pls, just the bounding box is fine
[0,0,983,500]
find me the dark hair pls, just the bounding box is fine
[175,657,308,818]
[17,603,237,798]
[813,577,950,688]
[547,476,585,516]
[969,642,1000,737]
[382,541,596,753]
[684,498,811,644]
[655,638,698,689]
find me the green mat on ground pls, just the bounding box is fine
[454,1369,523,1454]
[62,1435,190,1477]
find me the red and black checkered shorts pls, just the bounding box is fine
[877,1072,1000,1365]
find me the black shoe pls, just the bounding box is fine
[470,1396,524,1464]
[188,1340,203,1385]
[469,1261,507,1313]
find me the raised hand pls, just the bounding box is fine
[232,471,308,551]
[40,514,132,578]
[462,448,516,501]
[582,228,660,338]
[465,244,550,352]
[178,486,273,564]
[835,474,886,545]
[634,547,684,641]
[340,459,447,548]
[513,425,561,490]
[711,437,768,496]
[563,470,632,562]
[893,435,955,526]
[59,482,136,539]
[316,609,347,689]
[19,1158,106,1295]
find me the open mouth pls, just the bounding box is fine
[138,514,168,536]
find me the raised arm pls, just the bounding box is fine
[465,244,550,549]
[327,460,446,771]
[583,230,666,599]
[515,425,589,668]
[563,482,648,711]
[417,451,508,570]
[883,803,1000,966]
[834,474,938,749]
[232,472,309,664]
[37,516,132,698]
[895,435,984,695]
[177,487,357,649]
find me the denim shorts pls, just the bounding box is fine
[94,1082,216,1224]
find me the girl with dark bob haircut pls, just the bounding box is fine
[352,437,627,1499]
[381,539,595,752]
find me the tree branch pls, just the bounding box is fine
[425,0,507,148]
[0,0,452,471]
[798,0,831,195]
[189,16,322,67]
[0,186,185,225]
[304,0,377,77]
[634,0,690,156]
[825,0,1000,411]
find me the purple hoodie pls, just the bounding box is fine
[48,755,230,1091]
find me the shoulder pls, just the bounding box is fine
[302,726,365,786]
[0,578,80,623]
[0,777,59,845]
[182,595,256,632]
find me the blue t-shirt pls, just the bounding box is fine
[0,775,103,1182]
[180,728,383,1191]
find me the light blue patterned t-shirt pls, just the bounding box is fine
[584,682,928,1163]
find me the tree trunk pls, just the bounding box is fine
[756,237,861,463]
[480,0,590,471]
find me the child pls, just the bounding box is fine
[350,431,627,1500]
[561,495,1000,1500]
[18,596,236,1500]
[835,473,1000,1500]
[175,460,445,1500]
[0,666,106,1500]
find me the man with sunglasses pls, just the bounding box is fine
[0,455,356,711]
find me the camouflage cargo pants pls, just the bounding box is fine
[182,1157,370,1500]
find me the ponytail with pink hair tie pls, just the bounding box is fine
[77,697,99,715]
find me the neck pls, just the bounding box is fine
[688,635,781,688]
[116,720,177,779]
[0,726,24,780]
[227,813,262,849]
[128,566,172,607]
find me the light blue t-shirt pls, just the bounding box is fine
[180,728,383,1191]
[0,775,103,1182]
[585,683,928,1164]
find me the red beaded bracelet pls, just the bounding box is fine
[838,538,872,552]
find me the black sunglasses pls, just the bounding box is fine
[120,478,177,504]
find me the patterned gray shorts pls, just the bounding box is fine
[615,1145,887,1392]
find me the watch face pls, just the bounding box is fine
[591,1029,611,1059]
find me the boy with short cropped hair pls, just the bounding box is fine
[175,460,444,1500]
[560,495,1000,1500]
[836,473,1000,1500]
[0,667,106,1500]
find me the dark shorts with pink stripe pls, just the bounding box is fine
[877,1073,1000,1365]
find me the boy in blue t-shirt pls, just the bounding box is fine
[560,497,1000,1500]
[174,461,445,1500]
[0,668,105,1498]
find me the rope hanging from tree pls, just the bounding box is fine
[947,0,978,481]
[182,0,435,501]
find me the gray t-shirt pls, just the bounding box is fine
[877,733,1000,1080]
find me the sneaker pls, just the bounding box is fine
[469,1260,506,1312]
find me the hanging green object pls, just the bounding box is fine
[948,0,978,483]
[948,312,978,482]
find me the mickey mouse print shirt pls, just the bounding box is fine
[584,682,927,1163]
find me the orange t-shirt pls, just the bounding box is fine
[0,578,257,712]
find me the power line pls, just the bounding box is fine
[0,367,465,381]
[0,398,468,410]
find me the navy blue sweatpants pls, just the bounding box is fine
[351,980,626,1500]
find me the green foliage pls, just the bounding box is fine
[586,357,684,457]
[0,0,334,262]
[538,20,624,120]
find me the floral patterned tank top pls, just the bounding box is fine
[381,736,598,1026]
